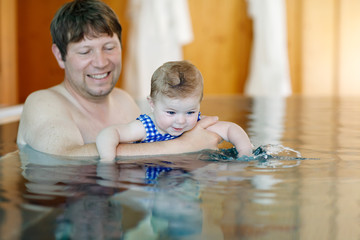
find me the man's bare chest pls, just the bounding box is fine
[74,110,135,144]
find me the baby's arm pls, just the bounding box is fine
[96,120,146,161]
[206,121,253,157]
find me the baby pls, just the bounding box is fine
[96,61,253,160]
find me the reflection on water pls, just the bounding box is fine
[1,96,360,239]
[248,97,287,146]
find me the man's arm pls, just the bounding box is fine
[17,90,98,156]
[115,116,222,156]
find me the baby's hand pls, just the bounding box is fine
[236,146,254,158]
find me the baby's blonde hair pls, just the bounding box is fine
[150,61,203,101]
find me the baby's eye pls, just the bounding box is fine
[166,111,176,115]
[187,111,196,115]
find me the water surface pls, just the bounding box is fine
[1,96,360,240]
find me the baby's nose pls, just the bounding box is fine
[176,115,186,124]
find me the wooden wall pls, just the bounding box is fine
[298,0,360,96]
[16,1,66,104]
[183,0,253,95]
[0,0,18,106]
[337,0,360,96]
[1,0,360,105]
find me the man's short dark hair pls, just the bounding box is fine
[50,0,122,61]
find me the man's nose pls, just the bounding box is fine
[93,51,108,67]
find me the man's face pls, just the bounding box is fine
[61,34,122,99]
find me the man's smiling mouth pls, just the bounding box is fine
[88,72,109,79]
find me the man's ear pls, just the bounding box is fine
[147,96,155,111]
[51,44,65,69]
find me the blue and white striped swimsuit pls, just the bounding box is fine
[136,114,178,143]
[137,113,200,182]
[136,113,201,143]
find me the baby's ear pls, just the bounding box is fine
[147,96,155,111]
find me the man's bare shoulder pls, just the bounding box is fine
[111,88,141,117]
[18,85,71,141]
[24,85,66,106]
[111,88,135,102]
[17,85,83,151]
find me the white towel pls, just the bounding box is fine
[123,0,194,100]
[245,0,291,97]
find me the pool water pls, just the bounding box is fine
[1,96,360,240]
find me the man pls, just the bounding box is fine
[17,0,220,157]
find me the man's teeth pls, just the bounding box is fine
[89,73,108,79]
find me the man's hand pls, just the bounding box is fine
[178,116,222,152]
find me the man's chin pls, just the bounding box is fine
[88,86,114,97]
[94,91,111,97]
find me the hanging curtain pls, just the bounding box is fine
[245,0,291,97]
[123,0,194,100]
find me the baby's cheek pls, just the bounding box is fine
[189,119,198,129]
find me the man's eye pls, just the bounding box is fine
[104,44,116,51]
[78,50,90,55]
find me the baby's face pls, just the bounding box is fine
[150,95,201,136]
